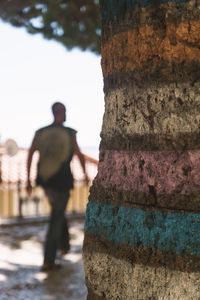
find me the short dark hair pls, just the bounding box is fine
[51,102,66,115]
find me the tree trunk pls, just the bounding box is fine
[83,1,200,299]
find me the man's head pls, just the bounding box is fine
[51,102,66,124]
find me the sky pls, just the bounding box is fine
[0,20,104,156]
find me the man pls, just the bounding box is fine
[26,102,89,271]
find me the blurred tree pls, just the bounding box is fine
[0,0,101,53]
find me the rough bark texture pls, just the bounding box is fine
[83,0,200,299]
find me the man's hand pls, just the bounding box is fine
[26,179,33,196]
[84,174,90,186]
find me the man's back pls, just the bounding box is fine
[34,124,76,191]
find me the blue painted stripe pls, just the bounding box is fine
[100,0,191,23]
[85,201,200,256]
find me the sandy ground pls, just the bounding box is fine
[0,219,87,300]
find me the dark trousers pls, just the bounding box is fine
[44,188,70,266]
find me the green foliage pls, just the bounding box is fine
[0,0,101,53]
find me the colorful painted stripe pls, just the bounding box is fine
[96,149,200,196]
[101,2,199,42]
[89,184,200,212]
[102,87,200,137]
[103,62,200,93]
[85,201,200,256]
[83,247,200,299]
[84,232,200,272]
[100,0,191,23]
[100,132,200,151]
[101,21,200,77]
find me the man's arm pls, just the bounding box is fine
[81,153,98,165]
[73,135,89,185]
[26,137,37,194]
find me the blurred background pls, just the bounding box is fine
[0,0,104,300]
[0,1,103,220]
[0,2,102,299]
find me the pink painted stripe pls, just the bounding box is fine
[96,150,200,195]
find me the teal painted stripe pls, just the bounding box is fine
[85,201,200,256]
[100,0,191,23]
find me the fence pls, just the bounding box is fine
[0,148,98,219]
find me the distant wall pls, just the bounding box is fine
[0,185,90,218]
[0,148,97,218]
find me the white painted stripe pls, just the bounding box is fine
[102,84,200,137]
[83,251,200,300]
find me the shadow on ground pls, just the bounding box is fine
[0,220,87,300]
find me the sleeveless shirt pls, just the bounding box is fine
[33,124,77,192]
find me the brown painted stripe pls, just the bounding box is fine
[90,184,200,213]
[100,132,200,151]
[100,0,197,25]
[83,232,200,273]
[101,2,200,41]
[103,61,200,94]
[101,20,200,77]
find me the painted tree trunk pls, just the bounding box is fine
[83,0,200,299]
